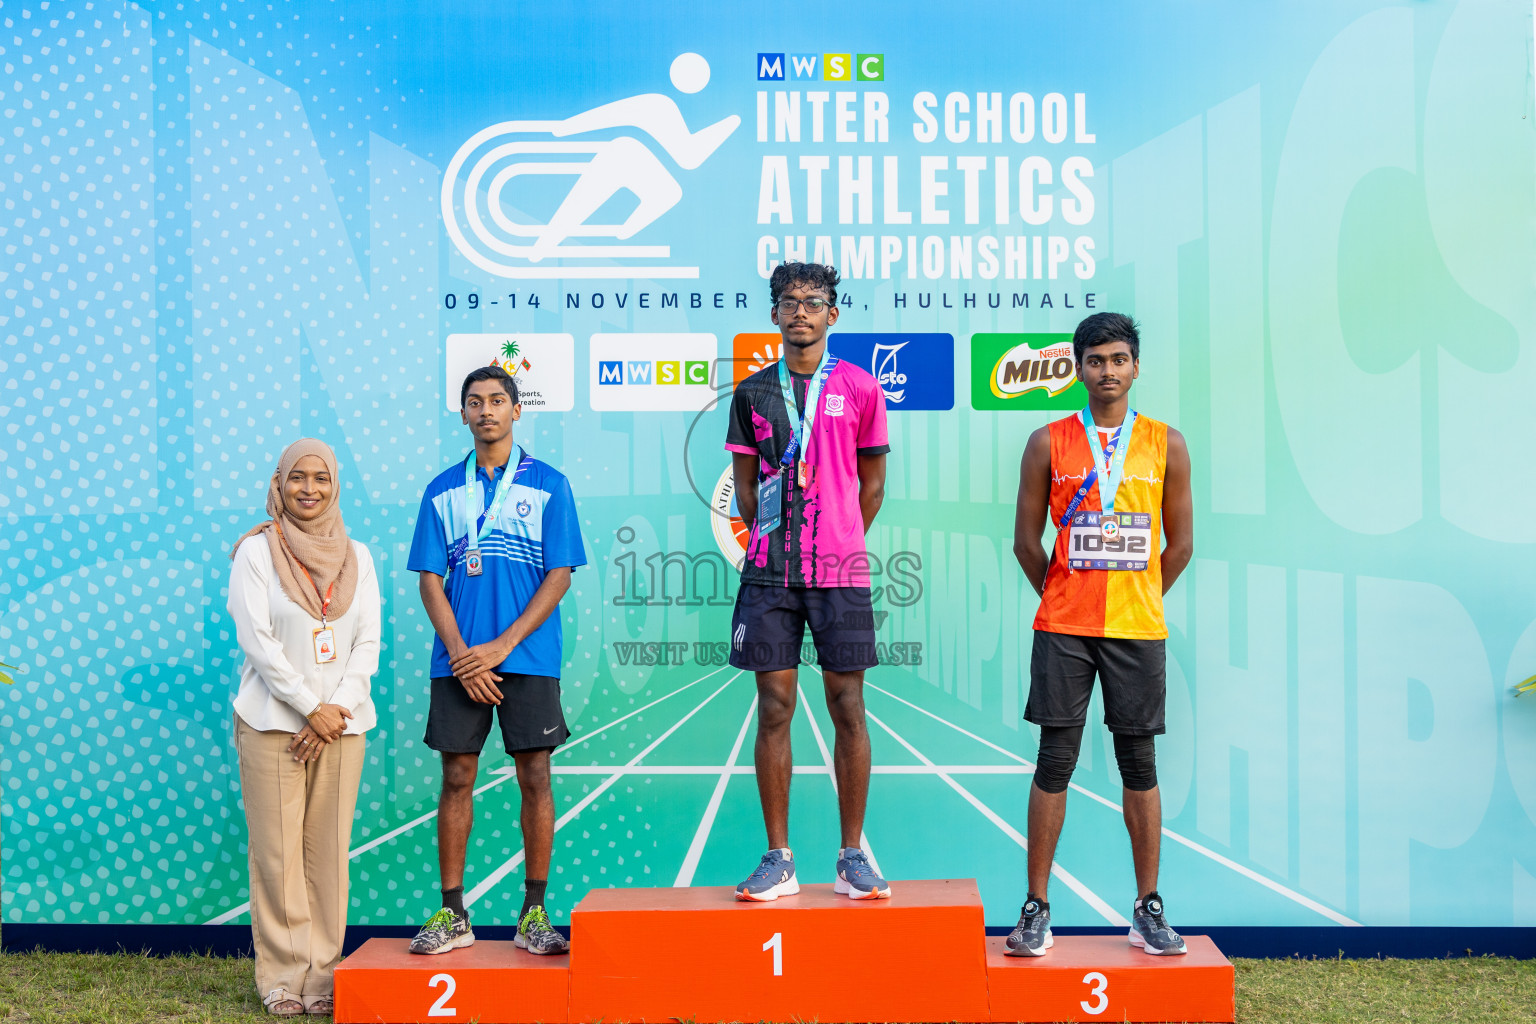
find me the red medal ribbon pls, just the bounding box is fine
[276,522,335,623]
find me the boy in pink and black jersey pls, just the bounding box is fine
[724,261,892,902]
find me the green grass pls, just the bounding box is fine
[0,950,1532,1022]
[0,951,268,1022]
[1233,956,1536,1023]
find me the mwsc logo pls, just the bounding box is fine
[589,333,720,412]
[596,361,711,386]
[757,53,884,82]
[441,53,740,280]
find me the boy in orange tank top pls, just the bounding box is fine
[1006,313,1194,956]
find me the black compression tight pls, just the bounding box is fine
[1032,726,1158,793]
[1033,725,1083,793]
[1112,732,1158,791]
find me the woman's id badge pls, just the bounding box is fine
[312,626,338,665]
[758,472,784,534]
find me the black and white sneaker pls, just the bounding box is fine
[1128,891,1187,955]
[1004,896,1053,956]
[409,907,475,955]
[514,905,569,955]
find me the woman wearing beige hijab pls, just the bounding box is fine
[228,439,380,1017]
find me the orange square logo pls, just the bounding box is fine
[731,333,782,386]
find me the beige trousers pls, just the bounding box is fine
[234,713,365,1003]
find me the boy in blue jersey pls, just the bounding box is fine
[406,365,586,956]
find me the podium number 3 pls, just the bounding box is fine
[1080,971,1108,1015]
[428,973,457,1017]
[762,932,783,976]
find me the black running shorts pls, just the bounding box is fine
[729,584,878,673]
[425,673,570,754]
[1025,630,1166,736]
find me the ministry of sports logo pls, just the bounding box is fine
[441,53,739,280]
[443,333,576,413]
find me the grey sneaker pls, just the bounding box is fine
[834,847,890,899]
[1004,896,1053,956]
[514,905,569,955]
[1128,891,1187,955]
[735,848,800,902]
[409,907,474,955]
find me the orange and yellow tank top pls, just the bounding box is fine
[1033,411,1168,640]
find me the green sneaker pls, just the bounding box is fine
[514,905,569,956]
[409,907,475,955]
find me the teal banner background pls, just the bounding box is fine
[3,0,1535,931]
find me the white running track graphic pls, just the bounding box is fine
[205,664,1357,927]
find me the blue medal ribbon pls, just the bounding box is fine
[1057,408,1137,529]
[776,348,838,472]
[463,446,533,548]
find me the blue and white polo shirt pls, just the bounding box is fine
[408,447,587,679]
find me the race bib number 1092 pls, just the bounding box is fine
[1068,512,1153,571]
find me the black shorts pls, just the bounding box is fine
[1025,631,1166,736]
[425,673,570,754]
[729,584,878,673]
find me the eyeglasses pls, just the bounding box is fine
[775,297,830,314]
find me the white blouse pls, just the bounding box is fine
[227,536,380,734]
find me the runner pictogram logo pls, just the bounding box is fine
[441,53,739,280]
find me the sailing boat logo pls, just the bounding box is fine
[830,332,954,411]
[871,341,909,404]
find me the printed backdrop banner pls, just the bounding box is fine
[3,0,1535,931]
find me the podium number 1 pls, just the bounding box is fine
[762,932,783,976]
[1080,971,1108,1015]
[428,973,457,1017]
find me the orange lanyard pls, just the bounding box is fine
[275,522,335,624]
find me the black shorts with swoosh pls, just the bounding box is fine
[426,673,569,754]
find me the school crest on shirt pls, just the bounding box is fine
[516,500,532,517]
[824,394,846,416]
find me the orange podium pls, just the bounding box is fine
[986,934,1235,1023]
[570,879,991,1024]
[333,884,1235,1023]
[334,938,569,1024]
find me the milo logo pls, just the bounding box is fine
[970,333,1086,411]
[990,340,1077,399]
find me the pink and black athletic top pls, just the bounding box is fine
[725,358,890,588]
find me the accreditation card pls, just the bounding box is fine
[312,626,338,664]
[758,472,784,534]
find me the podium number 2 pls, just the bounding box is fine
[762,932,783,976]
[1080,971,1108,1015]
[428,973,457,1017]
